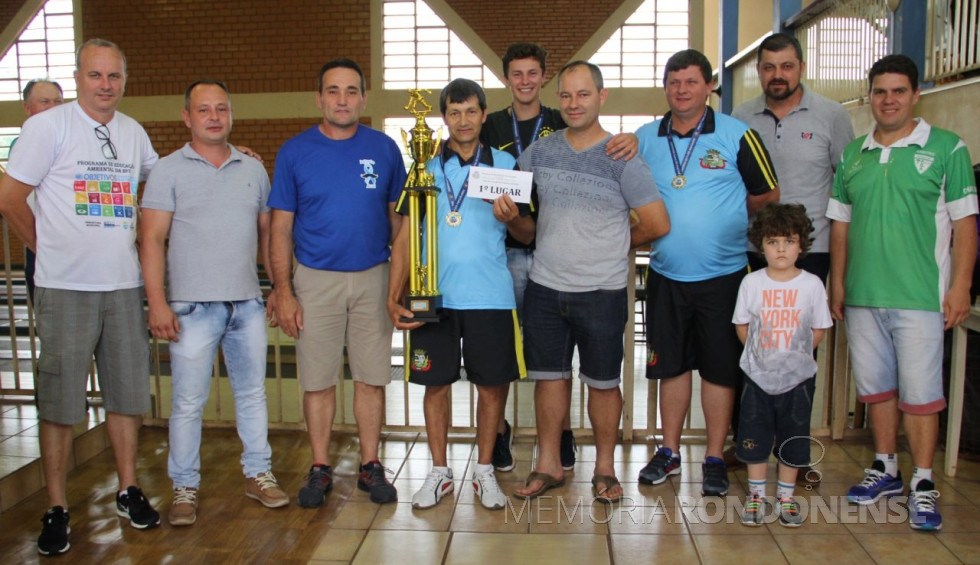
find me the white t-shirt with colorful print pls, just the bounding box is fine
[733,269,833,395]
[6,101,158,291]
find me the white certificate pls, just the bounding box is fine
[466,167,533,204]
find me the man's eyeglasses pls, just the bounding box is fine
[94,124,117,160]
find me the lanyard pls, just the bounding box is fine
[441,143,482,227]
[510,106,545,156]
[665,109,708,189]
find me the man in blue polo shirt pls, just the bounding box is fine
[636,49,779,498]
[269,58,406,508]
[389,78,530,511]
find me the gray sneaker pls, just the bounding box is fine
[638,447,681,485]
[778,497,803,527]
[740,494,766,526]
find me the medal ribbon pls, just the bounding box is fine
[666,109,708,181]
[510,106,545,156]
[442,143,483,214]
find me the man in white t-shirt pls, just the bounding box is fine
[0,38,160,556]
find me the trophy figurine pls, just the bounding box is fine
[399,88,444,323]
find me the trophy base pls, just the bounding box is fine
[400,295,444,323]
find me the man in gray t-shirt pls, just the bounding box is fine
[512,61,669,502]
[140,80,288,526]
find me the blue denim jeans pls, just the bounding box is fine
[523,280,628,389]
[168,298,271,488]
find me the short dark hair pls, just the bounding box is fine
[664,49,713,84]
[557,60,604,91]
[76,38,127,75]
[757,33,804,63]
[23,79,63,101]
[868,54,919,91]
[747,203,815,257]
[318,58,366,93]
[439,78,486,115]
[503,42,548,76]
[184,79,230,109]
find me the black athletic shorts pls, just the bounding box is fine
[406,308,524,387]
[644,269,745,387]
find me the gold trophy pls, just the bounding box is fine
[399,89,444,323]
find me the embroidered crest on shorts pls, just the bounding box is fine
[646,350,659,366]
[411,349,432,372]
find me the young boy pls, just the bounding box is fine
[733,203,833,527]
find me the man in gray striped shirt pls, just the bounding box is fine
[512,61,669,503]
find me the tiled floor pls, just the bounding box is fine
[2,417,980,563]
[0,398,108,513]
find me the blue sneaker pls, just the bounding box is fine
[701,456,729,497]
[638,447,681,485]
[909,479,942,531]
[847,460,903,505]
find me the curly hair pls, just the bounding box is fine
[747,203,814,256]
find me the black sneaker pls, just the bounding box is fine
[492,420,515,472]
[297,464,333,508]
[116,486,161,529]
[638,447,681,485]
[560,430,577,471]
[702,456,729,497]
[358,460,397,504]
[37,506,70,555]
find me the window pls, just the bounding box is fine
[0,0,76,168]
[383,115,448,167]
[599,114,660,134]
[0,0,77,103]
[382,0,503,90]
[590,0,689,87]
[802,16,888,83]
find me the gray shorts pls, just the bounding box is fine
[35,287,151,424]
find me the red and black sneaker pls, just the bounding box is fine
[358,460,397,504]
[297,464,333,508]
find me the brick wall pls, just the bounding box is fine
[79,0,623,94]
[81,0,372,96]
[0,0,25,39]
[448,0,627,80]
[143,117,373,179]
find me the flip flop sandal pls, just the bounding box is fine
[513,471,565,500]
[592,474,623,504]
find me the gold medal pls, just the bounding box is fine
[671,175,686,189]
[446,211,462,227]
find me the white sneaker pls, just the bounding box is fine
[473,469,507,510]
[412,469,454,509]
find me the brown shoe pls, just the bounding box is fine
[246,472,290,508]
[168,487,198,526]
[722,446,745,469]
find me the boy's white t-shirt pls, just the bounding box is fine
[6,101,158,291]
[733,268,834,395]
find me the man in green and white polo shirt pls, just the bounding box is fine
[828,54,978,531]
